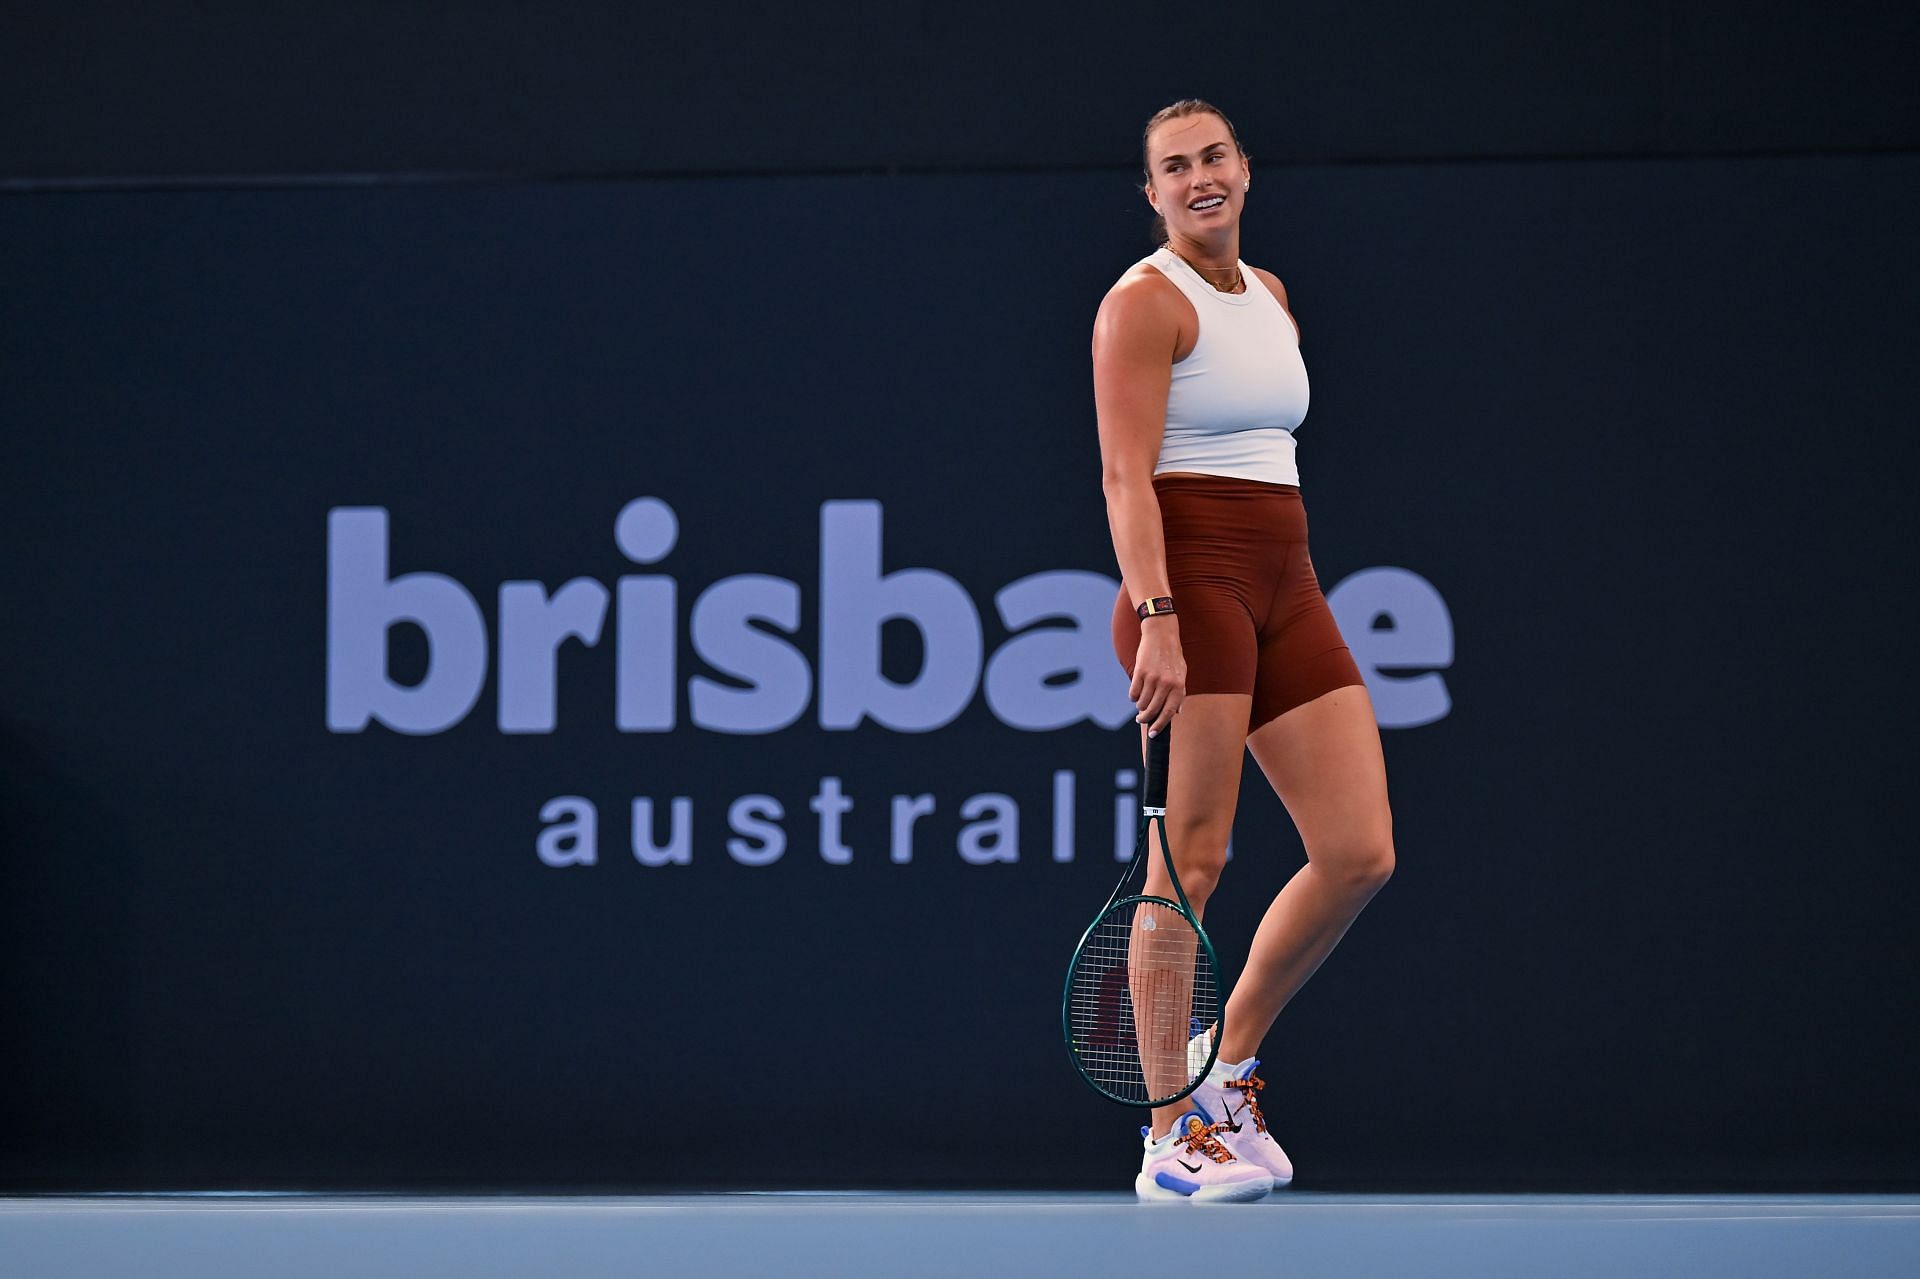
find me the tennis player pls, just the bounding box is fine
[1096,99,1397,1202]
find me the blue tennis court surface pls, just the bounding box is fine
[6,1192,1919,1277]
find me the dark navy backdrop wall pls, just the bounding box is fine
[3,155,1916,1190]
[8,1,1917,179]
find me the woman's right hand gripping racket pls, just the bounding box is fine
[1063,726,1223,1106]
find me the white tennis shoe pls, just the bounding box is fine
[1188,1055,1293,1187]
[1134,1112,1273,1203]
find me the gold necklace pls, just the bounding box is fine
[1164,242,1243,293]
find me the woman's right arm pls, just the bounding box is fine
[1092,274,1185,734]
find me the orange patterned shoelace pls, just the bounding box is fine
[1225,1073,1269,1134]
[1178,1115,1235,1163]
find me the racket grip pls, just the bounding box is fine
[1143,724,1171,811]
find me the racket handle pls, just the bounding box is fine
[1143,725,1171,812]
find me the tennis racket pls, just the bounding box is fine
[1062,725,1223,1106]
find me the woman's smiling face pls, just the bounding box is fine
[1145,112,1249,241]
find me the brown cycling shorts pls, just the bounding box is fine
[1110,473,1365,732]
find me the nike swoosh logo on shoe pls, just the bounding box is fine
[1178,1159,1203,1174]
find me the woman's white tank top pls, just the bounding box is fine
[1143,244,1310,487]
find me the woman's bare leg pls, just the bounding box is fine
[1137,693,1249,1138]
[1215,683,1395,1064]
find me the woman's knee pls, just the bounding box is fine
[1164,815,1232,899]
[1316,832,1395,896]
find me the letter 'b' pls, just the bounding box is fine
[818,501,982,731]
[327,507,488,734]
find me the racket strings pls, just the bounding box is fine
[1065,896,1219,1105]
